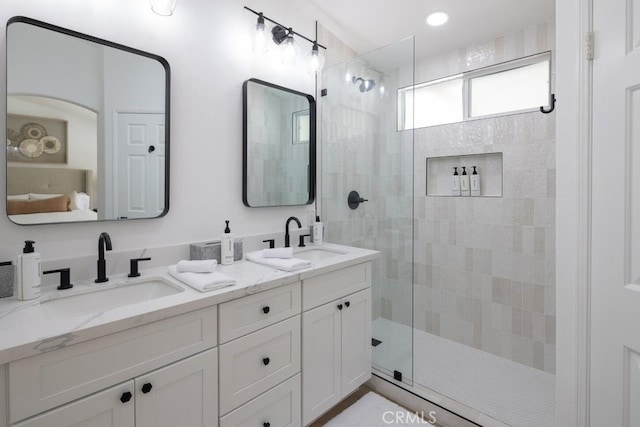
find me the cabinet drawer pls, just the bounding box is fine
[219,282,301,343]
[303,262,371,310]
[219,316,301,415]
[9,306,217,423]
[219,374,300,427]
[12,381,134,427]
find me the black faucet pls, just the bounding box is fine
[284,216,302,248]
[95,232,113,283]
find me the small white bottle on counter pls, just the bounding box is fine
[221,220,234,265]
[16,240,41,301]
[311,216,324,245]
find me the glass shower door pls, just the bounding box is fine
[320,37,415,384]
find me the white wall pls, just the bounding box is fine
[0,0,319,262]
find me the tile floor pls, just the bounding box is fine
[372,317,555,427]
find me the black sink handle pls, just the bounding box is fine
[348,190,369,209]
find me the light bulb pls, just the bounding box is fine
[306,43,325,74]
[150,0,178,16]
[253,15,268,53]
[282,34,297,65]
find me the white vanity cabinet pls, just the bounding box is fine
[12,348,218,427]
[8,306,218,426]
[0,248,377,427]
[218,281,302,426]
[301,263,372,426]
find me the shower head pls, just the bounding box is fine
[351,76,376,93]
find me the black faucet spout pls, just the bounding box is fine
[284,216,302,248]
[96,232,113,283]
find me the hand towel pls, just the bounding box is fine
[168,265,235,292]
[262,247,293,259]
[246,251,312,272]
[176,259,217,273]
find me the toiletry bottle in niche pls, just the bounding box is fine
[221,220,234,265]
[470,166,481,196]
[460,166,470,196]
[451,167,461,196]
[311,216,324,245]
[16,240,41,301]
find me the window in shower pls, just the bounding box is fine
[400,75,463,129]
[398,51,551,130]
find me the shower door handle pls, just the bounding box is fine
[348,190,369,209]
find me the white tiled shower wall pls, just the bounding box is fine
[413,22,556,373]
[319,21,556,374]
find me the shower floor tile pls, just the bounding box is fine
[372,318,555,427]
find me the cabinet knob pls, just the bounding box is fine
[337,304,343,310]
[345,301,350,308]
[262,306,270,314]
[263,357,270,366]
[264,423,271,427]
[141,382,153,394]
[120,391,132,403]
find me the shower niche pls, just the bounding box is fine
[426,152,503,197]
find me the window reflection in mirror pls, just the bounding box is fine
[5,17,170,225]
[243,79,316,207]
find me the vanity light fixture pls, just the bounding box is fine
[150,0,178,16]
[244,6,327,73]
[426,11,449,26]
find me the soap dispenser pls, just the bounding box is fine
[460,166,470,196]
[470,166,481,196]
[311,216,324,245]
[451,167,461,196]
[221,220,234,265]
[16,240,41,301]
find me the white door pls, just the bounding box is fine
[302,301,342,426]
[135,348,217,427]
[591,1,640,425]
[14,381,134,427]
[116,112,165,219]
[340,288,372,396]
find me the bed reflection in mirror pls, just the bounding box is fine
[5,17,170,225]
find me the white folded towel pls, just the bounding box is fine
[168,265,235,292]
[262,247,293,259]
[246,251,312,272]
[176,259,217,273]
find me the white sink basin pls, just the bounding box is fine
[41,276,184,320]
[294,247,348,262]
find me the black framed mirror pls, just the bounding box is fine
[6,17,170,225]
[242,78,315,207]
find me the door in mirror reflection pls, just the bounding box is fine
[5,17,170,225]
[243,78,316,207]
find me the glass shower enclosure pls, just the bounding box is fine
[320,37,415,384]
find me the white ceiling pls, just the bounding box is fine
[303,0,555,61]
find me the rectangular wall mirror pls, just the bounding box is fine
[243,78,315,207]
[6,17,170,225]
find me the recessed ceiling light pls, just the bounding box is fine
[426,11,449,27]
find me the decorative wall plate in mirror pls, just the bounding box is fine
[6,16,170,225]
[243,78,316,207]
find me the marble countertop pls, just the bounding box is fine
[0,243,379,365]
